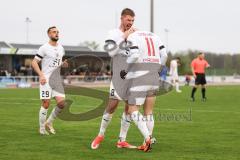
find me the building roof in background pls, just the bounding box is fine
[10,43,92,52]
[0,41,108,57]
[10,43,41,49]
[0,41,10,48]
[66,50,109,57]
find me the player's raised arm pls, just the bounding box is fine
[105,28,136,57]
[126,33,140,63]
[104,30,124,57]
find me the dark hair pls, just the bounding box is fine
[198,52,204,55]
[47,26,57,33]
[176,57,181,61]
[121,8,135,17]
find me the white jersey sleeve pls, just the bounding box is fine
[105,29,126,57]
[156,37,167,66]
[34,46,45,61]
[125,33,140,63]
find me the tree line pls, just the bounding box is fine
[167,50,240,75]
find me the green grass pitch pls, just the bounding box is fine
[0,86,239,160]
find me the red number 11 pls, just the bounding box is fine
[145,37,155,56]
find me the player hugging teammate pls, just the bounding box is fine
[91,8,168,152]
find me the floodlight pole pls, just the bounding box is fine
[150,0,154,33]
[164,28,169,53]
[25,17,31,44]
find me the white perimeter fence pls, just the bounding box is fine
[0,75,240,88]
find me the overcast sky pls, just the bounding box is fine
[0,0,239,53]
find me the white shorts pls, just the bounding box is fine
[109,81,123,100]
[109,80,128,101]
[39,82,65,99]
[170,74,179,81]
[128,85,159,106]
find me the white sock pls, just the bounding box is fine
[119,112,131,142]
[98,112,112,136]
[39,106,48,129]
[176,82,180,91]
[131,111,150,140]
[46,106,62,124]
[145,114,154,136]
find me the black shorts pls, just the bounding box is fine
[195,73,206,85]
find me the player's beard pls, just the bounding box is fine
[51,37,59,42]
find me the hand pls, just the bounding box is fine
[39,74,46,85]
[62,59,69,68]
[193,74,196,79]
[159,66,164,75]
[120,70,127,79]
[123,27,136,40]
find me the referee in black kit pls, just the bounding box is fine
[190,53,210,101]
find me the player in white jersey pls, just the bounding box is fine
[169,57,182,92]
[120,30,168,152]
[31,26,68,135]
[91,8,136,149]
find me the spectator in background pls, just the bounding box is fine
[26,65,33,76]
[0,70,7,76]
[185,74,191,86]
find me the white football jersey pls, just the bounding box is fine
[105,28,130,100]
[34,43,65,78]
[105,28,126,57]
[126,31,167,65]
[105,28,129,75]
[105,29,128,75]
[169,59,178,76]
